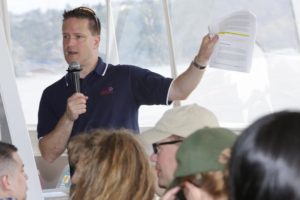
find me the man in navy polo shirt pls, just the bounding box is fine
[37,6,219,163]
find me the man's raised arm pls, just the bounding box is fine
[168,34,218,101]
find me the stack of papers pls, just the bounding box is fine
[209,10,257,73]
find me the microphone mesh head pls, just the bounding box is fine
[69,61,80,70]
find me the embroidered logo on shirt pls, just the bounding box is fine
[100,86,114,96]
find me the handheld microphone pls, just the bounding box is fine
[67,61,81,93]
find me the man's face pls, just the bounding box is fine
[150,136,182,188]
[62,17,100,68]
[10,152,28,200]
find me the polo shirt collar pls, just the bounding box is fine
[95,57,109,76]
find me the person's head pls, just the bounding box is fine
[170,128,236,200]
[0,142,28,200]
[68,129,155,200]
[229,111,300,200]
[62,6,101,67]
[139,104,219,188]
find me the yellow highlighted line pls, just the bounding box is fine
[218,31,249,37]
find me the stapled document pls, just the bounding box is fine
[209,10,257,72]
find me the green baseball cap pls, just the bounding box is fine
[174,127,237,179]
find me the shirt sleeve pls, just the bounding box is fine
[37,89,60,139]
[129,66,173,105]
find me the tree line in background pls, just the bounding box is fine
[10,0,299,76]
[10,1,170,76]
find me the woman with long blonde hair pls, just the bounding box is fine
[68,129,155,200]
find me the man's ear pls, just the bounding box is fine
[1,175,12,190]
[94,35,100,49]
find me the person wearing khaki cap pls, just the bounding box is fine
[139,104,219,195]
[161,127,236,200]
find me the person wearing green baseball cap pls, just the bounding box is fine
[138,104,219,198]
[161,127,236,200]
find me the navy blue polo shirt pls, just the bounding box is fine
[37,58,173,139]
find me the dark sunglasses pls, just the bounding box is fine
[152,140,183,154]
[76,6,100,34]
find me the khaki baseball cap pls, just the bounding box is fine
[139,104,219,145]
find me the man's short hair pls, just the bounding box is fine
[0,142,18,175]
[63,6,101,35]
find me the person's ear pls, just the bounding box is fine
[1,175,12,190]
[93,35,100,49]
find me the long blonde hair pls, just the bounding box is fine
[68,129,155,200]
